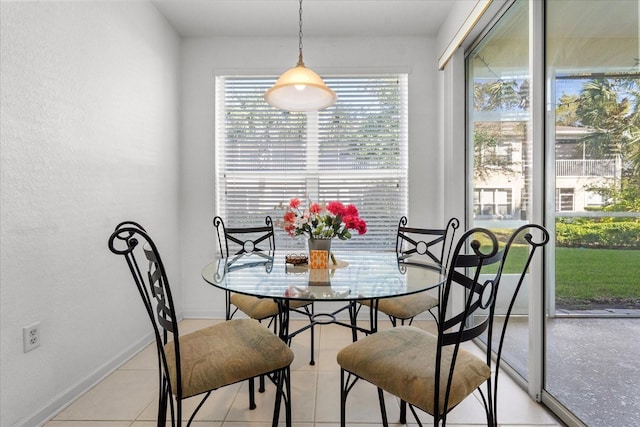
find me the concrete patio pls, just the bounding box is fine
[503,312,640,427]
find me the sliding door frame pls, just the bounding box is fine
[458,0,548,407]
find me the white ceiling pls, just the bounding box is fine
[151,0,455,38]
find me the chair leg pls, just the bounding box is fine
[377,387,389,427]
[477,383,497,427]
[349,302,358,342]
[272,367,292,427]
[259,374,266,393]
[272,370,282,427]
[390,315,397,327]
[369,299,380,334]
[340,369,347,427]
[186,391,212,427]
[400,398,407,424]
[285,367,292,427]
[309,304,316,365]
[158,377,169,426]
[248,377,256,410]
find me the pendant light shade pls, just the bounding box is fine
[264,0,337,112]
[265,60,337,112]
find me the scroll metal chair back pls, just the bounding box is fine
[214,215,275,257]
[357,217,460,329]
[213,215,284,321]
[337,224,549,426]
[396,216,460,270]
[109,222,181,425]
[213,215,317,369]
[109,222,293,426]
[213,215,278,318]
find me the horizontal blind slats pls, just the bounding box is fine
[216,74,408,250]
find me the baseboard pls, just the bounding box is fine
[13,331,155,427]
[182,309,225,319]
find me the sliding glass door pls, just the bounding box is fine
[466,0,532,381]
[545,1,640,426]
[466,1,640,426]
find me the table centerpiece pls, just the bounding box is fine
[282,198,367,264]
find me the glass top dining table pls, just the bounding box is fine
[201,250,445,344]
[201,250,445,302]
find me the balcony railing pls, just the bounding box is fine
[556,159,617,177]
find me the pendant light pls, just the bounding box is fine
[264,0,337,112]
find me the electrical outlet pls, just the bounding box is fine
[23,322,41,353]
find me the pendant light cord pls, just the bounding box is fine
[297,0,305,66]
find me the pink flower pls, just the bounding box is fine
[309,202,322,215]
[283,211,296,224]
[284,224,296,237]
[289,198,301,209]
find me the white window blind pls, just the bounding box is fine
[215,74,408,251]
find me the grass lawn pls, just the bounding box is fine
[554,247,640,308]
[480,245,639,308]
[476,226,639,309]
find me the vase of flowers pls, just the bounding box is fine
[282,198,367,263]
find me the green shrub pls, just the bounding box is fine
[556,221,640,249]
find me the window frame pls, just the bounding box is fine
[215,74,409,251]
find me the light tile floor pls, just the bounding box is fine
[45,318,563,426]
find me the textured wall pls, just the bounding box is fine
[0,2,180,425]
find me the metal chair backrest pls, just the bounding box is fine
[108,223,184,409]
[396,216,460,268]
[213,216,276,257]
[435,224,549,424]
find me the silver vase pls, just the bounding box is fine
[307,237,332,254]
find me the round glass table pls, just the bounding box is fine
[201,250,445,340]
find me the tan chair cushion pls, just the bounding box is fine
[230,293,310,320]
[337,326,490,415]
[361,293,439,320]
[165,318,294,398]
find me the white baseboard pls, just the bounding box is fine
[182,309,225,319]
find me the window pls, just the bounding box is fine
[473,188,513,218]
[555,188,574,212]
[215,74,408,250]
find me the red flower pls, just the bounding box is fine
[343,215,356,229]
[309,202,322,215]
[326,201,345,216]
[289,198,301,209]
[283,223,296,237]
[283,211,296,223]
[355,218,367,235]
[344,204,359,217]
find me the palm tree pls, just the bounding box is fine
[575,78,640,210]
[473,78,531,218]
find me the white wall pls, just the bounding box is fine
[0,2,180,426]
[179,35,443,318]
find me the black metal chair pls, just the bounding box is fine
[108,222,293,427]
[358,217,460,327]
[396,216,460,268]
[213,216,316,365]
[337,224,549,426]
